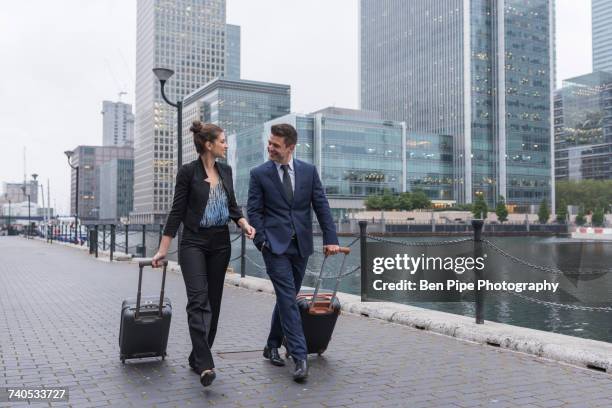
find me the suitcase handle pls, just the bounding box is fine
[135,259,168,320]
[310,247,351,311]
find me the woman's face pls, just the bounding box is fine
[206,132,228,159]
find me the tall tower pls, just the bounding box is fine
[132,0,228,224]
[360,0,555,211]
[101,101,134,147]
[592,0,612,73]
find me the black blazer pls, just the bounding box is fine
[162,158,243,238]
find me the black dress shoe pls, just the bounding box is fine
[293,358,308,382]
[263,346,285,366]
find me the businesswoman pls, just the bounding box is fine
[152,121,255,388]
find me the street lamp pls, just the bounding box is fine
[64,150,79,244]
[153,67,183,169]
[4,193,10,235]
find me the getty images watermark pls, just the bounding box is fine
[362,242,560,302]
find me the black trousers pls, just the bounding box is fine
[179,225,231,372]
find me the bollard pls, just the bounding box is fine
[359,221,368,301]
[472,219,485,324]
[94,225,99,258]
[102,225,106,251]
[125,224,129,255]
[88,228,93,254]
[240,232,246,278]
[110,224,115,261]
[141,224,146,257]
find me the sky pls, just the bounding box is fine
[0,0,593,215]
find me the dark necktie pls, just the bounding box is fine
[281,164,293,203]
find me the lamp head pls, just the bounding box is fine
[153,68,175,82]
[64,150,74,159]
[31,173,38,181]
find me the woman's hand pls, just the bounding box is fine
[152,250,167,268]
[238,218,256,240]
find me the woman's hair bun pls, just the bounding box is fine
[190,120,203,134]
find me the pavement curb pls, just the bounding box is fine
[34,237,612,374]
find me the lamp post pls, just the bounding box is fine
[31,174,37,237]
[4,193,10,235]
[153,67,183,169]
[64,150,79,244]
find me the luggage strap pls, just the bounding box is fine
[310,247,351,312]
[135,260,168,320]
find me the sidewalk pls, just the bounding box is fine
[0,237,610,407]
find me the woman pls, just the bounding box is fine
[152,121,255,388]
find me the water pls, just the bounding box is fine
[106,231,612,344]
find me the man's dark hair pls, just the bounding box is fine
[271,123,298,147]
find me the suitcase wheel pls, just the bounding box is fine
[121,356,126,364]
[317,348,326,356]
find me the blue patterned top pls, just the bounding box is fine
[200,182,230,227]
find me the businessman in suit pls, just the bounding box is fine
[247,123,339,382]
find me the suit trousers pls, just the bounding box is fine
[262,238,309,360]
[179,225,231,372]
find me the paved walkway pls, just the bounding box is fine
[0,237,611,408]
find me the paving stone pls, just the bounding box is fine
[0,237,611,408]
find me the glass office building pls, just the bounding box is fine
[231,108,406,217]
[225,24,240,79]
[554,72,612,181]
[406,133,455,202]
[182,77,290,163]
[592,0,612,73]
[99,158,135,221]
[360,0,555,211]
[68,145,134,221]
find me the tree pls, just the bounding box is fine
[575,207,587,226]
[495,195,508,223]
[365,195,382,210]
[410,190,432,209]
[398,192,413,211]
[472,193,488,219]
[380,191,398,210]
[556,199,568,224]
[538,199,550,224]
[592,207,605,227]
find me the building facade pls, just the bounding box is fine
[360,0,555,211]
[2,181,38,205]
[99,159,135,221]
[406,133,455,203]
[554,72,612,181]
[225,24,241,79]
[102,101,135,147]
[132,0,231,224]
[68,145,133,221]
[231,108,407,218]
[182,77,290,163]
[592,0,612,73]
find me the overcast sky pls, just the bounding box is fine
[0,0,593,215]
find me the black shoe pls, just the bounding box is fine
[263,346,285,366]
[200,369,216,387]
[293,359,308,382]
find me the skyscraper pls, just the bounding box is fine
[101,101,134,147]
[132,0,229,224]
[592,0,612,73]
[225,24,241,79]
[360,0,555,211]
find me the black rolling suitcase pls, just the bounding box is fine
[295,247,351,355]
[119,260,172,364]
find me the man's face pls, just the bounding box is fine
[267,134,294,163]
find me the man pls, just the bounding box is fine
[247,123,340,382]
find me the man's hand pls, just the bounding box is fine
[323,244,340,256]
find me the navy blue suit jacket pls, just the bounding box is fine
[247,159,338,257]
